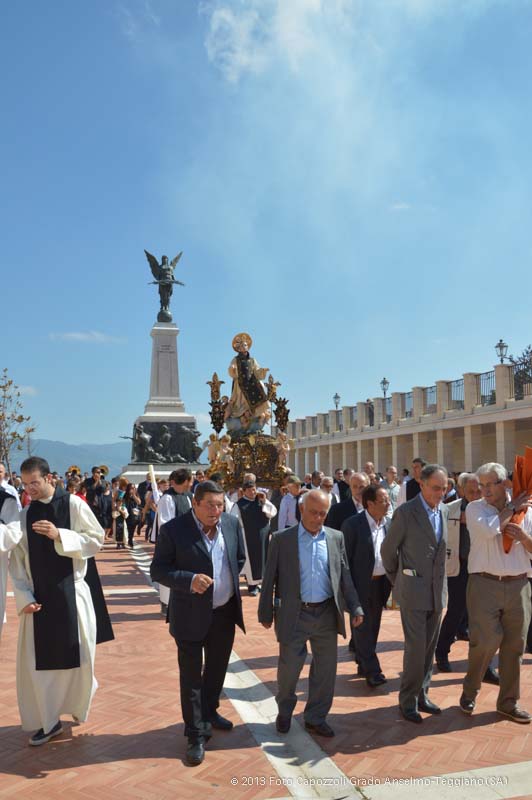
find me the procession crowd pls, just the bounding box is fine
[1,455,532,769]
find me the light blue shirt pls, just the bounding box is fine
[191,512,234,608]
[419,495,443,543]
[297,523,333,602]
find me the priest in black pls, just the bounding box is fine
[230,479,277,595]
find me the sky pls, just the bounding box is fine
[2,0,532,448]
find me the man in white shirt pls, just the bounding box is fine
[278,476,303,529]
[0,489,21,639]
[153,469,193,613]
[343,485,392,686]
[460,462,532,724]
[381,466,400,515]
[0,462,22,510]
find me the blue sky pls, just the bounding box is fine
[2,0,532,446]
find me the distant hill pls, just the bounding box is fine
[10,439,132,478]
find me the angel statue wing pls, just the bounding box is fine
[144,249,162,280]
[170,252,183,268]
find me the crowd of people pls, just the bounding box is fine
[1,455,532,768]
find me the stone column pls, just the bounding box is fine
[357,402,368,428]
[342,406,351,431]
[464,425,482,471]
[373,398,386,426]
[373,439,382,472]
[495,364,513,405]
[412,431,428,461]
[436,380,450,416]
[342,442,347,466]
[392,392,404,422]
[464,373,480,412]
[496,419,516,471]
[412,387,425,419]
[436,429,454,470]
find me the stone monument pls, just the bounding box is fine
[121,250,203,481]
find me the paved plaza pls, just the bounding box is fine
[1,538,532,800]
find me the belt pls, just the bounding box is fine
[301,598,333,608]
[372,574,386,580]
[477,572,527,582]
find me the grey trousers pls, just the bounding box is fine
[463,574,531,712]
[276,601,338,724]
[399,608,442,713]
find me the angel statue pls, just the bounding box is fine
[144,249,185,323]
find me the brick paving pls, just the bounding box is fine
[1,537,532,799]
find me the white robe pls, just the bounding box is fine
[230,498,277,586]
[0,495,22,639]
[9,494,104,732]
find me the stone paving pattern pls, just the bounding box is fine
[1,538,532,799]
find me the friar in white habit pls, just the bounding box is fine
[9,457,114,746]
[0,487,21,640]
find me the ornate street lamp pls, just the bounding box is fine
[333,392,340,410]
[495,339,508,364]
[380,377,390,398]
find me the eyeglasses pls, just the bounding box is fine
[479,479,503,491]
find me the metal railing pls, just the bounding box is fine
[424,385,437,414]
[311,417,318,435]
[367,402,374,427]
[349,406,358,428]
[322,415,329,433]
[385,396,392,422]
[448,378,464,410]
[404,392,413,418]
[510,360,532,401]
[335,409,343,431]
[478,370,496,406]
[301,420,306,437]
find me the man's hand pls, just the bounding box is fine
[511,491,532,514]
[351,614,364,628]
[32,520,60,540]
[260,621,272,629]
[191,574,214,594]
[22,602,42,614]
[504,522,531,544]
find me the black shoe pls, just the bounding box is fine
[248,586,259,596]
[459,694,475,715]
[436,658,452,672]
[401,708,423,724]
[497,706,532,724]
[276,715,291,733]
[366,673,387,687]
[418,698,442,714]
[304,721,335,737]
[209,712,233,731]
[29,721,63,746]
[186,738,205,766]
[482,667,500,686]
[356,665,366,677]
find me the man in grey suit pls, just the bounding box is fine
[381,464,448,724]
[258,489,364,737]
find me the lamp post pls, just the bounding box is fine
[333,392,340,410]
[380,377,390,398]
[333,393,342,431]
[495,339,508,364]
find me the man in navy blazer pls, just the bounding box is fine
[343,484,392,687]
[150,480,246,766]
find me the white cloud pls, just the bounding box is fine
[49,331,127,344]
[18,385,38,396]
[116,1,160,41]
[201,0,503,82]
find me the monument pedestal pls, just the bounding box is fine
[121,321,203,480]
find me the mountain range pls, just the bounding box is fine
[10,439,132,478]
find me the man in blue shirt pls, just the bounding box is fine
[258,490,364,737]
